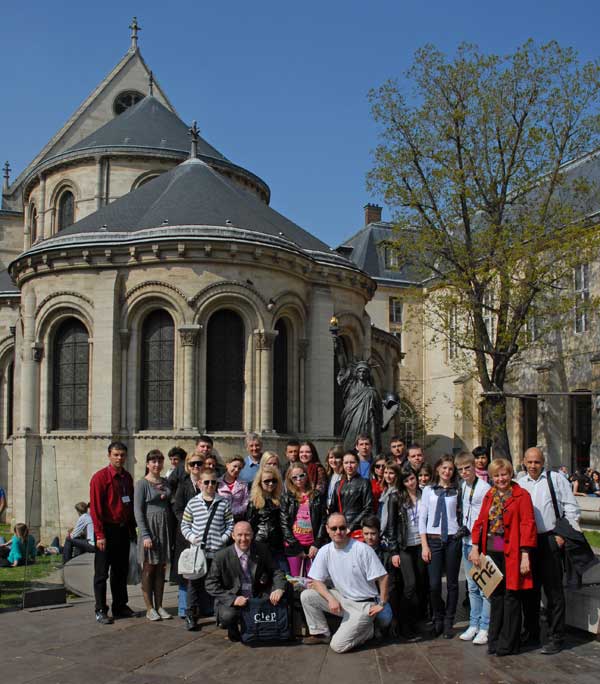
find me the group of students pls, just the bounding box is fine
[87,435,581,657]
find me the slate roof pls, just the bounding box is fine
[63,96,227,162]
[51,158,333,254]
[340,222,422,283]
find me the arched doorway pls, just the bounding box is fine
[273,319,288,433]
[206,309,245,430]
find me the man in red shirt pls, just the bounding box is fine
[90,441,136,624]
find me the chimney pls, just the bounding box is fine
[364,203,382,226]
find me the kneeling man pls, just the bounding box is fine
[205,521,287,641]
[301,513,388,653]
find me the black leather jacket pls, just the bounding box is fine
[385,492,422,553]
[330,475,373,532]
[280,490,327,555]
[246,498,284,554]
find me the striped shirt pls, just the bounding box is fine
[181,493,233,557]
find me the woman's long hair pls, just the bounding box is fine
[250,465,282,509]
[285,462,316,502]
[432,454,458,487]
[398,467,422,507]
[324,444,345,477]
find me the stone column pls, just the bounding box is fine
[589,355,600,470]
[298,338,309,433]
[254,330,277,433]
[534,362,553,463]
[179,325,201,431]
[119,330,130,432]
[20,290,38,432]
[38,174,46,239]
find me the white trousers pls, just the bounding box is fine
[300,588,375,653]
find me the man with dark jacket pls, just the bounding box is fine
[206,521,287,641]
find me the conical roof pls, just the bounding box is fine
[55,157,332,253]
[64,96,227,161]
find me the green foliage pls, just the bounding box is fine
[368,41,600,454]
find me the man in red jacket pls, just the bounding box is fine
[89,441,136,625]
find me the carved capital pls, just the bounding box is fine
[119,329,130,349]
[254,329,278,351]
[298,338,309,359]
[179,325,201,347]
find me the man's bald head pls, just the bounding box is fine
[232,521,253,551]
[524,447,545,480]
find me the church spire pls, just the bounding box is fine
[189,121,200,159]
[2,161,10,192]
[129,16,141,52]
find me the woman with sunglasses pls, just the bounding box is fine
[298,441,327,494]
[134,449,173,621]
[181,467,233,631]
[246,465,288,572]
[325,445,345,513]
[217,454,249,522]
[330,451,373,538]
[419,455,462,638]
[173,453,204,618]
[281,463,327,576]
[370,456,388,512]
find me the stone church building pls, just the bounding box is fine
[0,25,404,534]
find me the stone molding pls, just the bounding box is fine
[298,338,309,359]
[179,325,201,346]
[124,279,188,303]
[189,279,269,309]
[254,329,278,350]
[35,290,94,317]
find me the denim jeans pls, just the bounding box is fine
[374,601,393,631]
[463,542,490,630]
[178,582,188,617]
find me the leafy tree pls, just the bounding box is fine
[368,41,600,458]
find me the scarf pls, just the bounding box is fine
[488,486,512,535]
[378,486,396,533]
[432,485,458,542]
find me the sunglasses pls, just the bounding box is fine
[202,480,217,486]
[262,479,276,485]
[291,474,306,480]
[190,462,203,467]
[329,525,347,532]
[374,463,385,469]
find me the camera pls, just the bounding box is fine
[454,525,471,541]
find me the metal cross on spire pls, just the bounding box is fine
[2,161,10,191]
[149,71,154,96]
[189,121,200,159]
[129,17,141,51]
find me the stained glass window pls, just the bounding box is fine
[53,319,89,429]
[141,310,174,429]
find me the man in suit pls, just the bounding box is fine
[205,521,287,641]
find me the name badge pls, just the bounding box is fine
[122,495,131,503]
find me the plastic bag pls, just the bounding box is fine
[127,540,141,585]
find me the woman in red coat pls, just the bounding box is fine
[470,458,537,656]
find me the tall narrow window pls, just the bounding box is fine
[482,290,495,341]
[57,191,74,231]
[574,263,590,333]
[53,319,89,429]
[6,360,14,438]
[141,310,174,429]
[30,204,38,243]
[273,319,288,433]
[384,245,400,269]
[389,297,403,327]
[206,310,244,431]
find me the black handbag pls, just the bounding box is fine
[240,596,290,644]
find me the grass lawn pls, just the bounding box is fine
[584,530,600,549]
[0,523,63,610]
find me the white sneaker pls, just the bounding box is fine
[146,608,161,621]
[473,629,488,645]
[157,607,172,620]
[459,626,479,641]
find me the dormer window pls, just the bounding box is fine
[113,90,144,116]
[384,245,400,269]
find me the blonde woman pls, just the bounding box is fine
[260,451,281,471]
[246,465,288,572]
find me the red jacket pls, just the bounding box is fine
[471,482,537,591]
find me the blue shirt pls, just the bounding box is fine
[239,456,260,484]
[358,459,372,479]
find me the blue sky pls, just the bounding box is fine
[2,1,600,247]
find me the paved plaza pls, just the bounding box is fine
[2,589,599,684]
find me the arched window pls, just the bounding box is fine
[206,309,244,431]
[113,90,144,116]
[30,204,38,243]
[57,190,74,231]
[273,319,288,433]
[141,310,174,429]
[53,319,89,430]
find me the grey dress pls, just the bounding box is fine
[134,478,172,565]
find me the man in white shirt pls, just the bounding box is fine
[300,513,389,653]
[519,447,580,655]
[455,453,491,645]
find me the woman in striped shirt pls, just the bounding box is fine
[180,467,233,631]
